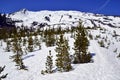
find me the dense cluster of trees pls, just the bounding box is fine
[41,24,92,74]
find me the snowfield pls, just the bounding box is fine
[9,9,120,28]
[0,10,120,80]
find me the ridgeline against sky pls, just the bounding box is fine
[0,0,119,15]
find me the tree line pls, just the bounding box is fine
[0,22,92,76]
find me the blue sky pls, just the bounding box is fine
[0,0,119,15]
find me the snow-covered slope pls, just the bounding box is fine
[0,10,120,80]
[8,9,120,28]
[1,29,120,80]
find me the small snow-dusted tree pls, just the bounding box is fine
[22,37,27,46]
[5,39,11,52]
[114,48,117,53]
[34,36,38,48]
[41,50,53,74]
[55,34,64,72]
[98,40,105,47]
[45,50,53,73]
[12,42,25,70]
[89,33,93,40]
[34,36,41,50]
[11,36,26,70]
[55,34,72,72]
[28,36,34,52]
[41,70,45,75]
[62,39,72,72]
[45,28,55,47]
[0,66,8,79]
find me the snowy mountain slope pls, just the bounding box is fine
[0,10,120,80]
[0,27,120,80]
[8,9,120,28]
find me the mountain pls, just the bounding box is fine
[8,9,120,28]
[0,9,120,80]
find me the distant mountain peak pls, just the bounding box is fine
[18,8,28,14]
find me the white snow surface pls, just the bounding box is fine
[0,10,120,80]
[1,29,120,80]
[9,9,120,28]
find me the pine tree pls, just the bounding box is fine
[62,39,72,71]
[73,24,91,63]
[98,40,105,47]
[23,37,27,46]
[34,36,38,48]
[0,66,8,80]
[12,36,23,56]
[34,36,41,50]
[5,39,11,52]
[41,70,45,75]
[45,28,55,47]
[45,50,53,73]
[11,36,26,70]
[55,34,72,72]
[28,36,34,52]
[89,33,93,40]
[20,25,26,37]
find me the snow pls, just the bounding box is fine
[1,27,120,80]
[0,10,120,80]
[9,10,120,28]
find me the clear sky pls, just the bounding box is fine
[0,0,120,15]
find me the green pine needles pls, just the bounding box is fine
[55,34,72,72]
[73,23,92,63]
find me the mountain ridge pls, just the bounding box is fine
[7,9,120,29]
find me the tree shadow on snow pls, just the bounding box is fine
[22,54,35,60]
[90,53,96,57]
[90,53,96,63]
[70,52,96,64]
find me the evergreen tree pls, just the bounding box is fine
[55,34,72,72]
[41,70,45,75]
[36,28,41,35]
[5,39,11,52]
[98,40,105,47]
[11,36,26,70]
[28,36,34,52]
[22,37,27,46]
[56,26,62,34]
[34,36,41,50]
[0,66,8,80]
[12,36,23,56]
[73,24,91,63]
[62,39,72,71]
[89,33,93,40]
[20,25,26,37]
[45,28,55,47]
[45,50,53,73]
